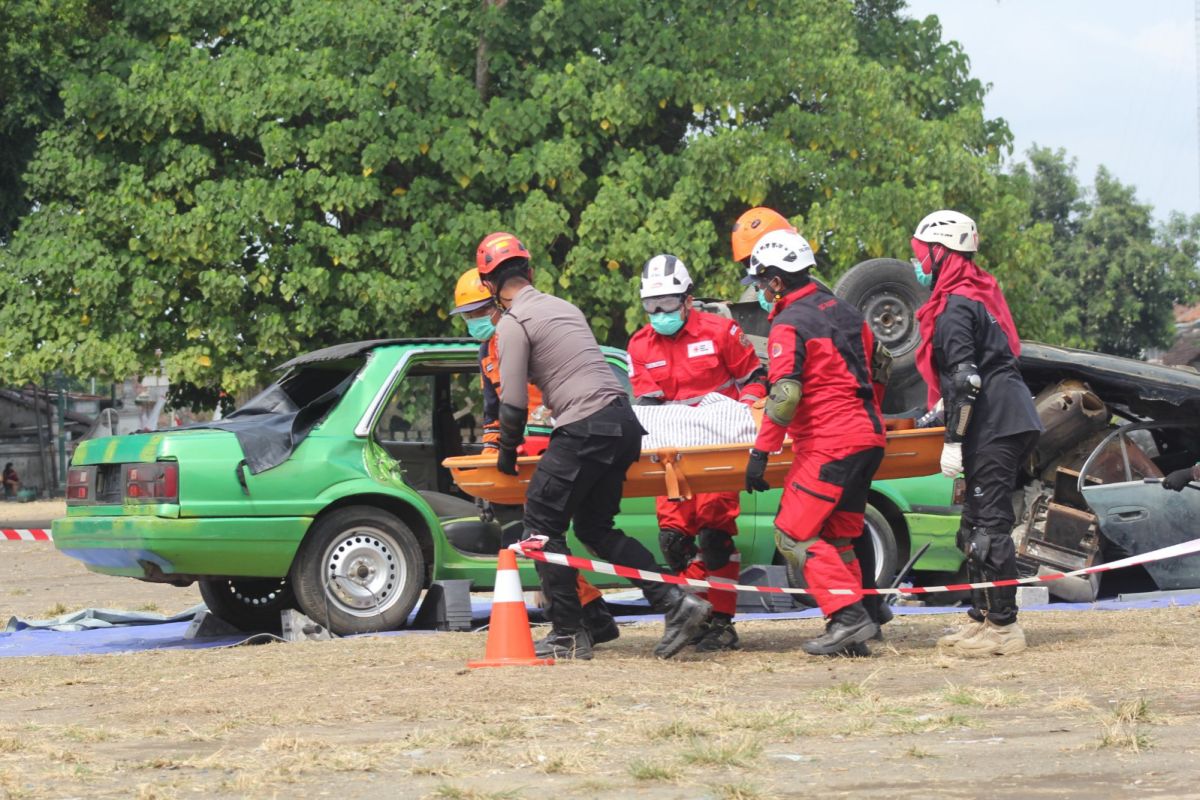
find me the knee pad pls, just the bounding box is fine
[774,529,816,574]
[658,529,697,573]
[698,528,736,571]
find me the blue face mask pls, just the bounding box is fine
[650,310,685,336]
[757,288,773,312]
[912,259,933,288]
[466,315,497,342]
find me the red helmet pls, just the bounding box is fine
[731,207,796,263]
[475,232,531,276]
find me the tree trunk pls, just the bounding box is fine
[474,0,508,103]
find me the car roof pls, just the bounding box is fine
[274,338,478,371]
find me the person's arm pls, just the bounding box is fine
[932,299,981,444]
[753,323,805,454]
[721,321,767,404]
[627,334,666,403]
[479,351,501,450]
[494,317,530,474]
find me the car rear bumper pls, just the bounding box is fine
[52,515,310,580]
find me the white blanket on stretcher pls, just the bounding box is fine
[632,393,759,450]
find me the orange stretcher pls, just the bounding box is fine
[443,420,945,506]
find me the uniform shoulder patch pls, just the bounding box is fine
[770,342,783,358]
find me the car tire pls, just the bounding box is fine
[834,258,931,413]
[290,506,425,636]
[781,504,900,606]
[198,577,296,633]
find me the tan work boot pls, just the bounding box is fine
[937,618,986,649]
[954,620,1027,657]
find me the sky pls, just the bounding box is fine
[905,0,1199,219]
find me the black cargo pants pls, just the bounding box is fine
[961,430,1039,625]
[523,397,675,630]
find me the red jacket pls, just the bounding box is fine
[754,283,885,453]
[628,310,767,404]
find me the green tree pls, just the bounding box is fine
[0,0,105,241]
[0,0,1053,406]
[1013,146,1199,356]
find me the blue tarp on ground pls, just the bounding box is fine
[3,592,1199,659]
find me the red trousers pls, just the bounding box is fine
[775,445,883,616]
[657,491,740,616]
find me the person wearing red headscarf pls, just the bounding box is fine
[911,210,1042,657]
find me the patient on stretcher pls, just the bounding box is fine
[633,393,760,450]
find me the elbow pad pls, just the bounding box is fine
[765,379,802,427]
[945,363,981,442]
[498,402,527,449]
[871,342,893,386]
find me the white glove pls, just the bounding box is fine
[940,442,963,478]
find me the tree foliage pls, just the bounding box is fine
[0,0,1058,406]
[1013,146,1199,357]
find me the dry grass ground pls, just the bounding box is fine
[1,545,1199,799]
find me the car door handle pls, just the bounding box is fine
[1108,506,1146,522]
[235,460,251,496]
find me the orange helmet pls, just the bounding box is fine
[451,268,494,315]
[731,207,796,262]
[475,231,531,276]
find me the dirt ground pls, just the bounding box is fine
[1,543,1199,799]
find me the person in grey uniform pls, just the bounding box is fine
[473,231,712,660]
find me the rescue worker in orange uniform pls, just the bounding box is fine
[451,267,619,646]
[732,207,893,640]
[743,230,886,656]
[627,254,767,651]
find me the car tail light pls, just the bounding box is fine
[66,466,96,505]
[124,462,179,503]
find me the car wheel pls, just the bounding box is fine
[834,258,930,413]
[198,577,296,633]
[781,504,900,605]
[290,506,425,636]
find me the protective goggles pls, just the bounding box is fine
[642,294,686,314]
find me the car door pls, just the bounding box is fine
[1083,481,1200,590]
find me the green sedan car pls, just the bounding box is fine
[54,339,960,635]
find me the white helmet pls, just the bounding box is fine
[746,229,816,281]
[639,254,693,299]
[913,210,979,253]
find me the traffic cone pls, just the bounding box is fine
[467,548,555,669]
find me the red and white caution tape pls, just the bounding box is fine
[515,536,1200,597]
[1,528,52,542]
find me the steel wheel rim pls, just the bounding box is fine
[864,519,887,585]
[321,525,404,617]
[863,286,917,355]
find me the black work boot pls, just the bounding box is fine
[534,628,594,660]
[581,597,620,645]
[650,587,711,659]
[863,595,894,641]
[802,602,878,656]
[694,613,739,652]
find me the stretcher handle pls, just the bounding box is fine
[658,448,694,501]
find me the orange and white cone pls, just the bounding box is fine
[467,548,555,669]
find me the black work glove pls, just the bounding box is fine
[1162,465,1199,492]
[475,496,496,523]
[745,449,770,493]
[496,445,518,476]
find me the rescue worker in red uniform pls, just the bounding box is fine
[743,229,886,656]
[627,254,768,651]
[732,207,893,640]
[451,267,619,647]
[911,210,1042,657]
